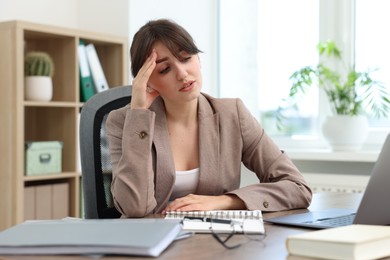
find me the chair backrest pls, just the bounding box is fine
[80,85,132,219]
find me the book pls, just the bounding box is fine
[286,224,390,260]
[165,210,264,234]
[85,43,109,93]
[78,40,95,102]
[0,218,182,257]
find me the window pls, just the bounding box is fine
[219,0,390,149]
[355,0,390,129]
[257,0,319,137]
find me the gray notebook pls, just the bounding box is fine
[266,134,390,229]
[0,218,181,257]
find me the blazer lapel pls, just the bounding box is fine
[150,98,175,209]
[196,94,222,195]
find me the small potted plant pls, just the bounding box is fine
[24,51,55,101]
[279,40,390,151]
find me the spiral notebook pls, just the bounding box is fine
[165,210,264,234]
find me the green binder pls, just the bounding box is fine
[78,40,95,102]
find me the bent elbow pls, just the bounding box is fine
[300,184,313,209]
[113,196,157,218]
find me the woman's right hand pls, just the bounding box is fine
[130,50,160,109]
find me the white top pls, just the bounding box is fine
[169,168,200,201]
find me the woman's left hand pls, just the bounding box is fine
[162,194,246,213]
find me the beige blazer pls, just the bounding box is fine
[106,93,312,217]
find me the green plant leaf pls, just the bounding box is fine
[317,40,341,59]
[276,40,390,131]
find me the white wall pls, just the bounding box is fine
[0,0,79,28]
[0,0,219,95]
[78,0,129,36]
[219,0,258,116]
[0,0,129,36]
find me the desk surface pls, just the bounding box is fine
[0,192,379,260]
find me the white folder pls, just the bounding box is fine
[85,43,109,93]
[0,218,182,257]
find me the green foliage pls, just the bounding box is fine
[24,52,54,77]
[280,40,390,119]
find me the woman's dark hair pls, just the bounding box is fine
[130,19,202,77]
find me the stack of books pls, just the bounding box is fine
[286,224,390,260]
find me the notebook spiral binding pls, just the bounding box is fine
[165,210,263,220]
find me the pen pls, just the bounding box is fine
[183,216,233,225]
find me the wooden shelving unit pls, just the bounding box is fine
[0,20,128,231]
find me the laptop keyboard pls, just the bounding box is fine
[310,213,356,227]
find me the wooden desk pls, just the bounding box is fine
[0,192,364,260]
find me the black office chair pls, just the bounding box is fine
[80,85,132,219]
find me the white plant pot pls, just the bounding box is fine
[25,76,53,101]
[322,115,369,151]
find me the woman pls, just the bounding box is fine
[106,19,312,218]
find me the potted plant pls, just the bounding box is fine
[24,51,55,101]
[279,40,390,151]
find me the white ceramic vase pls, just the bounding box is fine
[25,76,53,101]
[322,115,369,151]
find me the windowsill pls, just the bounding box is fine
[286,149,379,162]
[272,129,388,163]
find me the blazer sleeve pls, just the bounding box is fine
[226,99,312,211]
[106,107,157,217]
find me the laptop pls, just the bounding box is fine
[265,133,390,229]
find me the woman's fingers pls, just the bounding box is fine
[135,50,157,86]
[131,50,159,109]
[163,194,216,212]
[162,194,246,213]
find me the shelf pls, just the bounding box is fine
[24,172,80,182]
[24,101,80,107]
[0,20,128,231]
